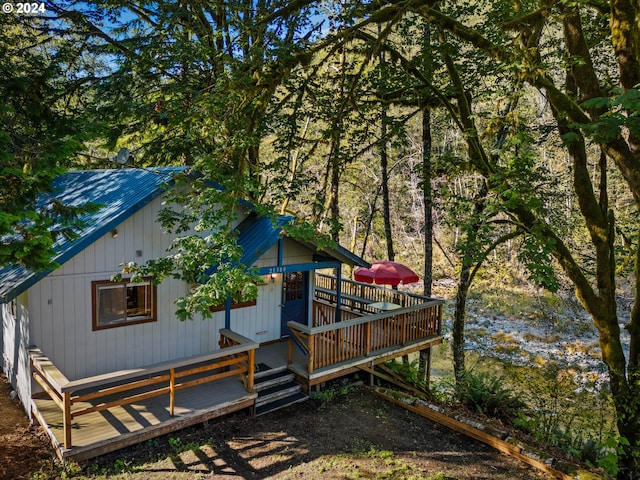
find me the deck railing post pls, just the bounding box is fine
[365,321,372,356]
[247,349,255,392]
[169,368,175,416]
[63,392,72,449]
[288,337,293,363]
[308,333,315,374]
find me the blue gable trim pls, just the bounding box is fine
[258,261,340,275]
[235,214,369,273]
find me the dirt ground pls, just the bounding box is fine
[0,376,57,480]
[0,374,562,480]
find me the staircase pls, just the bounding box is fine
[254,365,308,416]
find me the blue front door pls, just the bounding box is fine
[281,272,308,338]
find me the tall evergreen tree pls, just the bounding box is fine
[0,13,99,271]
[41,0,323,318]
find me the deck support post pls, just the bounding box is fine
[63,392,72,449]
[368,361,375,386]
[169,368,175,416]
[419,348,431,388]
[426,349,432,388]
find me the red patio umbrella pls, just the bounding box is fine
[353,260,420,286]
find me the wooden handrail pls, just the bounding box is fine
[62,329,257,393]
[315,273,437,308]
[293,299,444,335]
[29,329,258,450]
[29,348,68,396]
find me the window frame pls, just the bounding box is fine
[91,277,157,331]
[209,297,257,313]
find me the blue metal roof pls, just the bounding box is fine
[236,214,294,267]
[0,167,187,302]
[235,213,369,270]
[1,167,369,302]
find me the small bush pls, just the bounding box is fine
[312,381,354,409]
[429,375,457,403]
[576,438,602,464]
[455,370,525,420]
[383,359,427,392]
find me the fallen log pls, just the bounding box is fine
[373,388,600,480]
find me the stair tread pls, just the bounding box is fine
[256,384,302,406]
[254,371,294,390]
[255,391,308,416]
[257,380,300,397]
[254,365,287,380]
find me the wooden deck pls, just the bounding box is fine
[30,329,261,462]
[288,277,444,392]
[32,376,256,462]
[288,293,443,391]
[286,333,442,392]
[30,336,442,462]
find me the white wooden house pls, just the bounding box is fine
[1,166,366,401]
[0,167,443,461]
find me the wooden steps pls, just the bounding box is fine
[254,366,308,416]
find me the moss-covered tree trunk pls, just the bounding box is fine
[452,182,488,384]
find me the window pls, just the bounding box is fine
[92,278,156,330]
[284,272,304,301]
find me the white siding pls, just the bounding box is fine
[229,278,282,343]
[1,293,31,409]
[27,196,230,381]
[283,238,316,265]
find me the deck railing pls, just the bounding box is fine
[289,299,443,374]
[29,329,257,449]
[312,298,363,326]
[315,273,436,314]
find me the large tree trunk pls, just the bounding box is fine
[452,181,488,383]
[608,8,640,473]
[379,42,394,261]
[419,104,434,378]
[422,23,434,298]
[329,139,341,242]
[422,106,433,297]
[427,5,640,473]
[380,105,394,260]
[452,265,470,384]
[419,24,434,379]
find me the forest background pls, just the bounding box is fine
[1,1,639,478]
